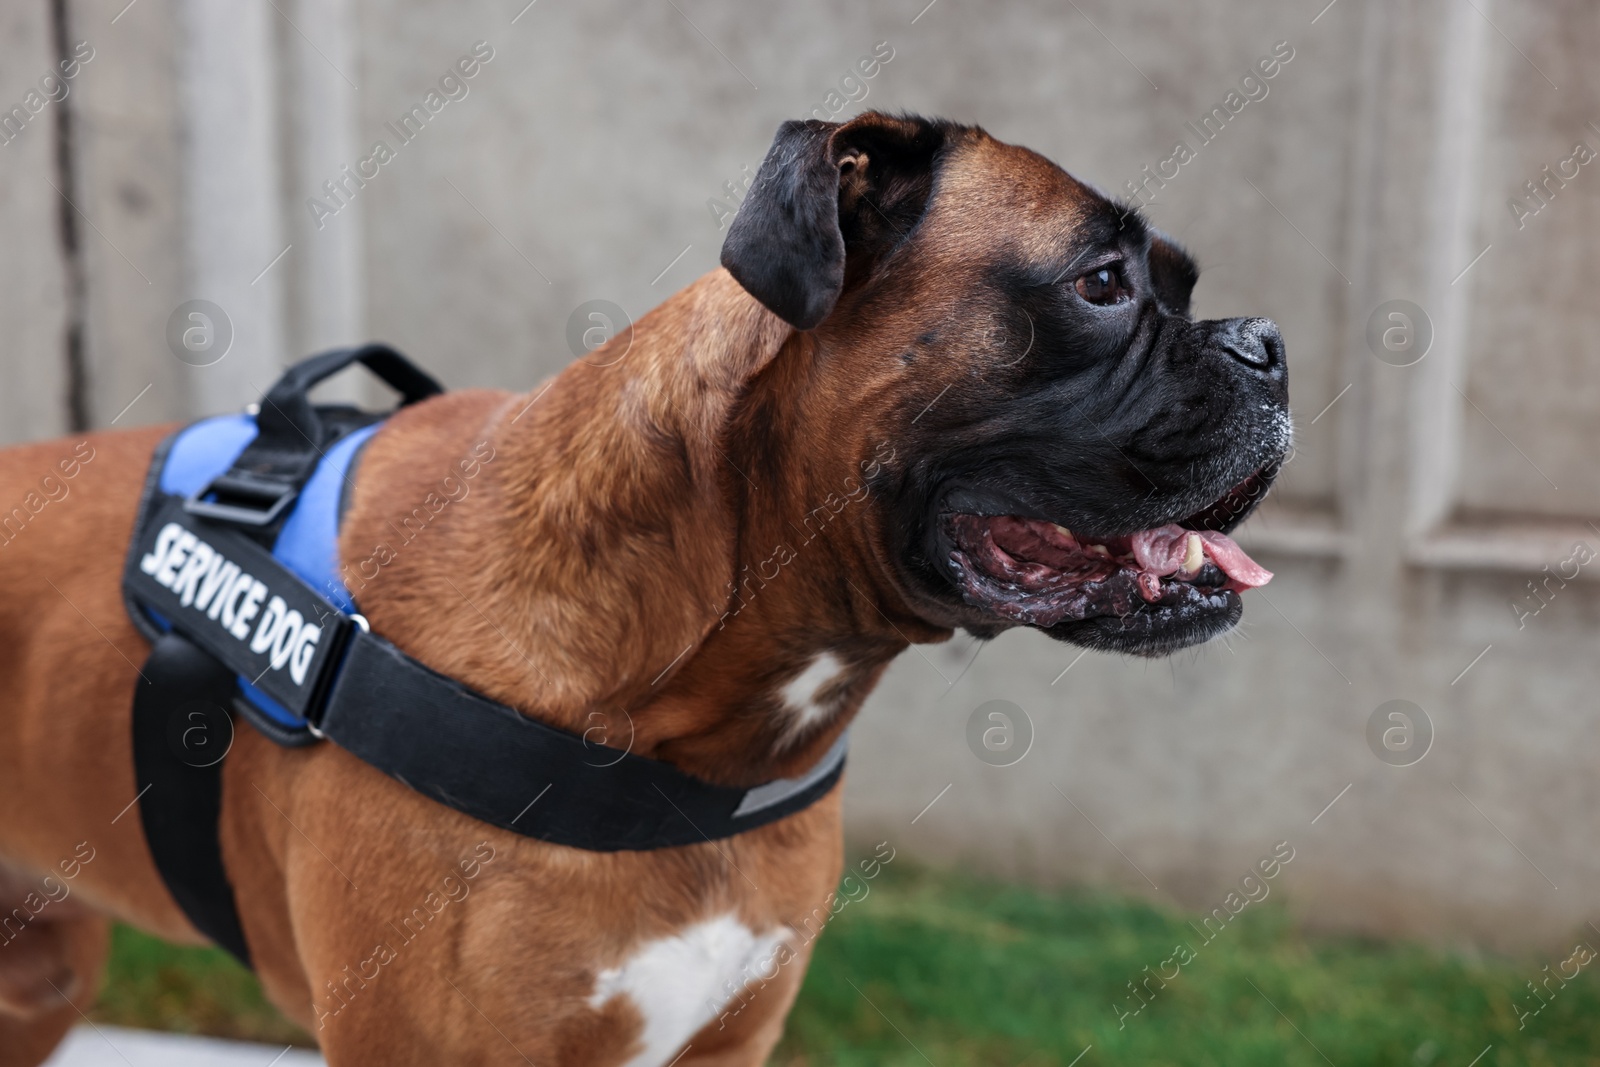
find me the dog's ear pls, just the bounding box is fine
[721,112,946,330]
[1147,230,1199,317]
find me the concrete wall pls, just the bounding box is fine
[0,0,73,443]
[5,0,1598,951]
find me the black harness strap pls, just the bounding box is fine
[131,634,253,966]
[319,633,846,851]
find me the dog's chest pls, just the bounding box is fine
[588,913,789,1066]
[777,650,850,743]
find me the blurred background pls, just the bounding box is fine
[5,0,1600,1063]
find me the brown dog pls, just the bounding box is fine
[0,112,1288,1065]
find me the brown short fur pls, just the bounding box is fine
[0,111,1280,1064]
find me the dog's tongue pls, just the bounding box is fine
[1196,530,1272,587]
[1130,524,1272,588]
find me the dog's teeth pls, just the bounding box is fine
[1183,532,1204,574]
[1052,523,1073,539]
[1088,544,1110,557]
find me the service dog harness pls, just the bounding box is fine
[122,346,847,966]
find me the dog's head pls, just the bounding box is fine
[721,112,1290,656]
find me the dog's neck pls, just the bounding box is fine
[349,270,945,786]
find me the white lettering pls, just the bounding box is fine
[270,609,304,669]
[196,557,236,614]
[140,522,182,575]
[141,520,330,687]
[155,531,197,588]
[230,579,267,640]
[251,595,287,654]
[207,563,243,620]
[289,624,321,685]
[172,542,215,607]
[219,570,250,629]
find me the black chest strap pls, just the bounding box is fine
[131,634,255,966]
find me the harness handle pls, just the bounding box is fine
[254,343,444,455]
[186,344,444,538]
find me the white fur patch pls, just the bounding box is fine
[779,651,846,742]
[589,914,788,1067]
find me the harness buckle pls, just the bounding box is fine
[184,472,298,528]
[303,613,368,742]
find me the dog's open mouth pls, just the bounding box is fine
[940,474,1273,630]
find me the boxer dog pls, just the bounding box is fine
[0,112,1287,1065]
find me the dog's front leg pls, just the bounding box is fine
[0,863,110,1067]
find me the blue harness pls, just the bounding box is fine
[121,346,847,967]
[143,413,378,738]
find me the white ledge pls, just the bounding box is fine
[45,1026,323,1067]
[1232,506,1350,559]
[1408,520,1600,575]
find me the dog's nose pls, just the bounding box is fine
[1217,317,1284,372]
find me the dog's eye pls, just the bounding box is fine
[1075,266,1129,305]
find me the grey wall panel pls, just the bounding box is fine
[67,0,189,431]
[0,1,72,445]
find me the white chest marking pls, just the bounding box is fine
[588,913,788,1067]
[779,651,846,742]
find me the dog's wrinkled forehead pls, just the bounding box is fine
[918,136,1149,282]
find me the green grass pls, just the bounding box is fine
[96,867,1600,1065]
[777,866,1600,1067]
[92,924,312,1046]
